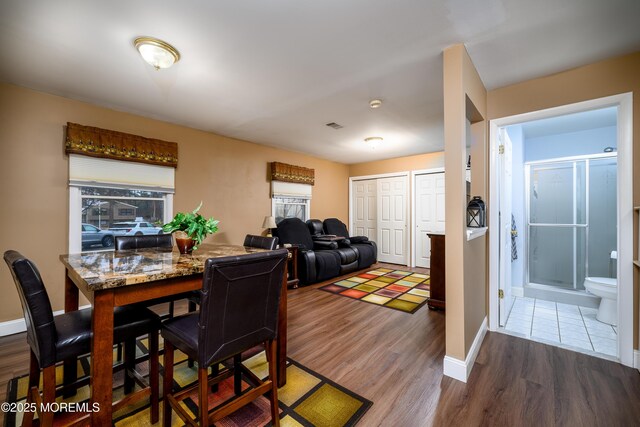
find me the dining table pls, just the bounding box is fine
[60,242,288,425]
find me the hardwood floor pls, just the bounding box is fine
[1,263,639,426]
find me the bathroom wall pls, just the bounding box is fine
[524,125,617,162]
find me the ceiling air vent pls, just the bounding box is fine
[325,122,344,130]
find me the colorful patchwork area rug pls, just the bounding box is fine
[3,339,371,427]
[319,268,430,314]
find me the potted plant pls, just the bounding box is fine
[162,202,220,253]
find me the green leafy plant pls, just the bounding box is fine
[162,202,219,249]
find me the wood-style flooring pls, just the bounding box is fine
[1,263,639,426]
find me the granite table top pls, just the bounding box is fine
[60,243,270,291]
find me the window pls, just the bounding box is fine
[270,180,312,224]
[69,154,174,253]
[78,187,168,251]
[272,197,310,224]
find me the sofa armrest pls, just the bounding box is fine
[337,238,351,248]
[349,236,369,244]
[313,240,338,250]
[298,250,317,284]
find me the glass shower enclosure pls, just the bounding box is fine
[525,154,617,292]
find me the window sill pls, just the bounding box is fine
[466,227,488,241]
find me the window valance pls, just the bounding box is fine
[270,162,314,185]
[65,122,178,168]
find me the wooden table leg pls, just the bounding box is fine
[276,263,288,387]
[90,290,115,425]
[63,272,79,397]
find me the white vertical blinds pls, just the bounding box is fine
[69,154,175,191]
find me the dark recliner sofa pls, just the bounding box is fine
[275,217,378,285]
[275,218,341,285]
[323,218,378,269]
[306,219,359,275]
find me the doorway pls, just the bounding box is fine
[489,93,634,367]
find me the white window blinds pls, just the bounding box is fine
[69,154,175,192]
[271,181,312,199]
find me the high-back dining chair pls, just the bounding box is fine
[115,234,173,250]
[185,234,279,370]
[162,249,288,427]
[4,250,160,426]
[115,234,189,319]
[243,234,279,250]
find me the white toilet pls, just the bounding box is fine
[584,277,617,326]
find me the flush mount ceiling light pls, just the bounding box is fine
[369,99,383,109]
[134,36,180,70]
[364,136,383,148]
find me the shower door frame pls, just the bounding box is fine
[524,153,617,292]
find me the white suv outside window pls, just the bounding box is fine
[110,221,164,236]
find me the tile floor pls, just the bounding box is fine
[503,296,617,357]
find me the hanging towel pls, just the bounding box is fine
[511,214,518,261]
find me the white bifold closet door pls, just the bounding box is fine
[414,172,445,268]
[376,176,408,264]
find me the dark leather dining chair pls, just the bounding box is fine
[4,250,160,426]
[115,234,188,319]
[184,233,279,370]
[162,249,288,427]
[243,234,279,250]
[115,233,173,250]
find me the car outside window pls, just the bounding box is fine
[79,187,167,252]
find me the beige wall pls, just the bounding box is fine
[348,151,444,177]
[0,83,349,322]
[487,51,640,349]
[443,44,488,361]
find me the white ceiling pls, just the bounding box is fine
[0,0,638,164]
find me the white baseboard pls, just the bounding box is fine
[0,305,91,337]
[634,350,640,372]
[443,316,488,383]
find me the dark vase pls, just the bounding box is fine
[175,235,196,254]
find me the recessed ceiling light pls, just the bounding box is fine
[369,99,383,109]
[134,36,180,70]
[364,136,383,148]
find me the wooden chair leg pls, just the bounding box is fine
[41,365,56,427]
[149,332,160,424]
[198,367,209,427]
[117,343,123,361]
[22,351,40,427]
[123,339,136,394]
[62,357,78,398]
[28,350,40,389]
[233,354,242,396]
[163,341,175,427]
[168,301,175,318]
[210,363,219,393]
[266,340,280,427]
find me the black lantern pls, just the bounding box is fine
[467,196,485,228]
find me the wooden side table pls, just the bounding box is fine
[427,233,445,310]
[285,245,299,289]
